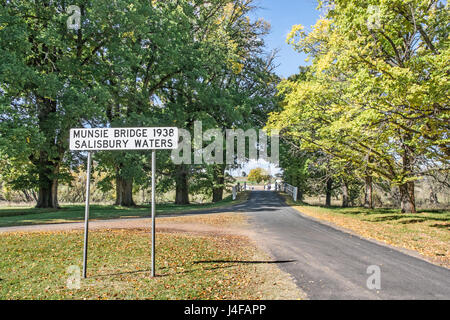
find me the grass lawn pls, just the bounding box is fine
[281,194,450,268]
[0,213,302,300]
[0,193,249,228]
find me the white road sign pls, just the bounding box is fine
[70,127,178,151]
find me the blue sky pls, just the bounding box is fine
[250,0,322,78]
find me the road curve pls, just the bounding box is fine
[242,191,450,300]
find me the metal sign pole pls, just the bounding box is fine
[82,151,92,279]
[69,127,178,279]
[151,150,156,277]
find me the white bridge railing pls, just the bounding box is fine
[283,182,298,202]
[232,182,245,200]
[232,182,297,202]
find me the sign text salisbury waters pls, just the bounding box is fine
[70,127,178,151]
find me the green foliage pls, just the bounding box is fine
[247,167,270,184]
[267,0,449,212]
[0,0,279,207]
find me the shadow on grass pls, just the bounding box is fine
[160,259,297,277]
[91,265,235,279]
[323,207,398,216]
[90,269,152,278]
[91,260,297,279]
[429,223,450,230]
[368,215,449,223]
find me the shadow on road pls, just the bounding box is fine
[162,191,287,217]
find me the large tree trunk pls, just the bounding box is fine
[400,142,416,213]
[342,180,349,208]
[399,182,416,213]
[115,175,135,207]
[115,178,122,206]
[35,98,61,209]
[36,153,60,208]
[325,178,333,207]
[36,177,59,208]
[429,185,439,204]
[175,165,189,205]
[212,187,224,203]
[363,175,373,209]
[296,187,303,202]
[212,164,226,203]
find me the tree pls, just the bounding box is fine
[267,0,449,213]
[248,168,269,184]
[93,0,226,206]
[0,1,122,208]
[156,0,278,204]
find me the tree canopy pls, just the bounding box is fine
[0,0,279,207]
[266,0,449,213]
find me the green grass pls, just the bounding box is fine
[0,228,270,299]
[0,192,249,228]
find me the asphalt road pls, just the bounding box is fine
[242,191,450,300]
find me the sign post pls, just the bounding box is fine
[82,151,92,279]
[151,150,156,277]
[70,127,178,279]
